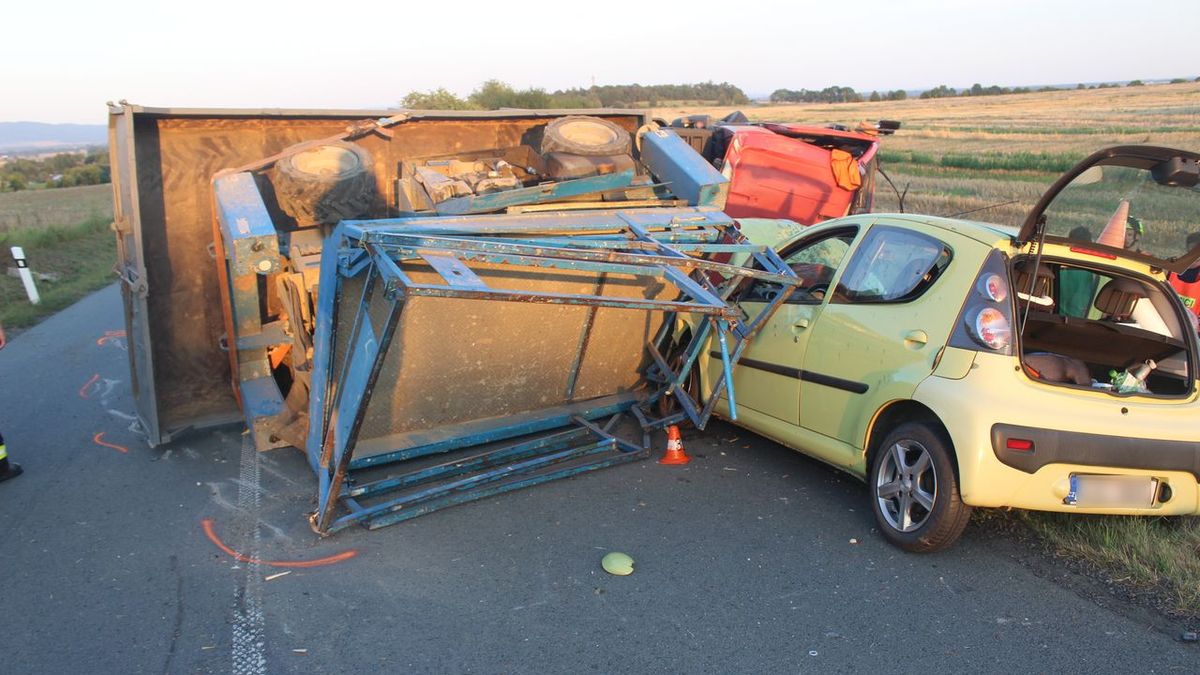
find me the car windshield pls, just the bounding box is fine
[1041,162,1200,263]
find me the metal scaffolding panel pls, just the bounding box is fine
[306,212,799,534]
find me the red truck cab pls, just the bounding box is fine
[667,115,895,225]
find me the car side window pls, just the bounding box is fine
[740,228,857,304]
[834,225,951,304]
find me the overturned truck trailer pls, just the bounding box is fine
[108,104,799,533]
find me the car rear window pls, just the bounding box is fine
[834,226,951,303]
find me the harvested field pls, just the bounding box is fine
[0,184,113,232]
[659,81,1200,228]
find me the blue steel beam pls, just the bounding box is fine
[433,171,636,215]
[213,172,290,449]
[359,446,649,531]
[347,394,640,470]
[339,206,734,235]
[361,233,798,287]
[213,172,282,277]
[637,128,729,208]
[331,439,620,533]
[344,428,594,499]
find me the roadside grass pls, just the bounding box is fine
[0,215,117,327]
[1016,512,1200,618]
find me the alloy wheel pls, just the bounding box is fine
[875,439,937,532]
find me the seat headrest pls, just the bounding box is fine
[1094,278,1145,321]
[1013,261,1054,310]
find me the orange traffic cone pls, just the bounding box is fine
[1097,199,1130,248]
[659,425,691,465]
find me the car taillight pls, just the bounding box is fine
[949,250,1015,355]
[977,273,1008,302]
[970,307,1012,350]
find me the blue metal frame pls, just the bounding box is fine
[433,170,636,215]
[638,128,729,207]
[212,172,289,449]
[305,211,799,534]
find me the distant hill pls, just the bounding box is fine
[0,122,107,152]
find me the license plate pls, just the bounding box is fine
[1066,474,1157,508]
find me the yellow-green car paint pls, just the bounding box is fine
[682,214,1200,519]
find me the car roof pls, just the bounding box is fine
[826,213,1017,246]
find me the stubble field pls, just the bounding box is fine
[657,81,1200,227]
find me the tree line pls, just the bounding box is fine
[771,86,908,103]
[771,77,1198,103]
[1,148,110,192]
[402,80,750,110]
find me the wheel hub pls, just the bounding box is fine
[876,440,937,533]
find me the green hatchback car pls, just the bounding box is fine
[673,145,1200,552]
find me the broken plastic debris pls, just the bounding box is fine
[601,551,634,576]
[293,648,309,655]
[849,538,859,544]
[265,570,292,581]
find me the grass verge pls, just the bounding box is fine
[0,215,117,327]
[1014,512,1200,619]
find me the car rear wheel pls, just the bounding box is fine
[870,422,971,553]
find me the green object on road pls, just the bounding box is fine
[601,551,634,576]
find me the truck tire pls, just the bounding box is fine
[540,116,632,157]
[272,141,375,226]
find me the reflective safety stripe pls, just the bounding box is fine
[0,443,6,461]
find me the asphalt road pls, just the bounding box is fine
[0,284,1195,674]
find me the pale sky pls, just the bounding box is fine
[3,0,1196,124]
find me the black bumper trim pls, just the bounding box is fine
[991,423,1200,480]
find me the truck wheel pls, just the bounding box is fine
[540,116,632,157]
[272,141,375,226]
[870,422,971,553]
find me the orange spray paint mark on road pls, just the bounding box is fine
[78,373,100,399]
[201,518,358,569]
[96,330,126,347]
[92,432,129,454]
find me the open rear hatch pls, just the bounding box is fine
[1013,146,1200,396]
[1017,146,1200,273]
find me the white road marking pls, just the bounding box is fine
[231,433,267,675]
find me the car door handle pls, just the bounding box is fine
[792,318,810,332]
[904,330,928,348]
